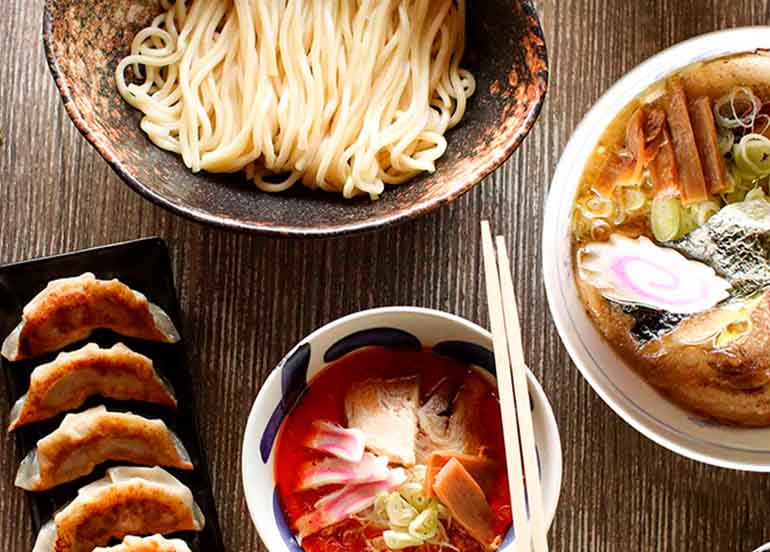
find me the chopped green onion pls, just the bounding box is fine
[714,87,761,130]
[745,187,766,202]
[408,507,439,541]
[693,200,721,226]
[399,482,432,511]
[650,196,682,242]
[733,133,770,178]
[383,530,424,550]
[386,492,418,527]
[622,188,647,212]
[717,128,736,155]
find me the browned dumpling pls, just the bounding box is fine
[2,273,180,361]
[16,406,192,491]
[9,343,176,430]
[32,467,204,552]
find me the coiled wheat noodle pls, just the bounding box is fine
[116,0,475,199]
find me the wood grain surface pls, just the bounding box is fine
[1,1,769,551]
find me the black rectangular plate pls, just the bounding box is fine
[0,238,225,551]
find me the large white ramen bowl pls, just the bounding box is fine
[242,307,562,551]
[544,27,770,471]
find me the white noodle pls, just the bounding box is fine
[116,0,475,199]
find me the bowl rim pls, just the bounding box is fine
[543,26,770,471]
[241,306,563,550]
[41,0,548,238]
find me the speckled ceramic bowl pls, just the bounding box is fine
[242,307,563,551]
[43,1,547,237]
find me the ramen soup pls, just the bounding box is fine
[572,51,770,426]
[274,347,512,552]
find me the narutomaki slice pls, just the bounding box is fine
[423,452,497,498]
[665,79,709,205]
[691,96,729,193]
[433,458,498,550]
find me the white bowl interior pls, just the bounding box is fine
[242,307,563,551]
[543,27,770,471]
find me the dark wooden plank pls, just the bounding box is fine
[1,1,770,551]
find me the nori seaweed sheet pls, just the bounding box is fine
[669,200,770,296]
[619,303,688,344]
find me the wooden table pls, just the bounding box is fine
[2,1,770,550]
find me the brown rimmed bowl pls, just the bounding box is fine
[43,0,548,238]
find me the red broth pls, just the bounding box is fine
[274,347,512,552]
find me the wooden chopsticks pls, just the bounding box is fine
[481,221,549,552]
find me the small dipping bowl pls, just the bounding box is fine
[242,307,562,550]
[544,27,770,471]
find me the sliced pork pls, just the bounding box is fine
[297,453,390,491]
[296,468,407,539]
[304,420,366,462]
[415,374,488,464]
[345,376,419,466]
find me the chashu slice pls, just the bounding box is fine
[578,278,770,426]
[345,376,419,466]
[416,374,488,464]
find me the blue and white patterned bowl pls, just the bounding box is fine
[242,307,563,551]
[543,28,770,471]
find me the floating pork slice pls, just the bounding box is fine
[16,406,193,491]
[345,376,419,466]
[2,273,180,361]
[432,458,498,550]
[93,535,191,552]
[296,468,407,540]
[637,289,770,425]
[423,452,497,498]
[416,375,489,464]
[578,233,730,315]
[32,466,204,552]
[415,379,456,464]
[444,375,488,455]
[297,452,390,490]
[578,277,770,426]
[669,199,770,295]
[304,420,366,462]
[9,343,177,430]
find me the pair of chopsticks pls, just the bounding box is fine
[480,221,549,552]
